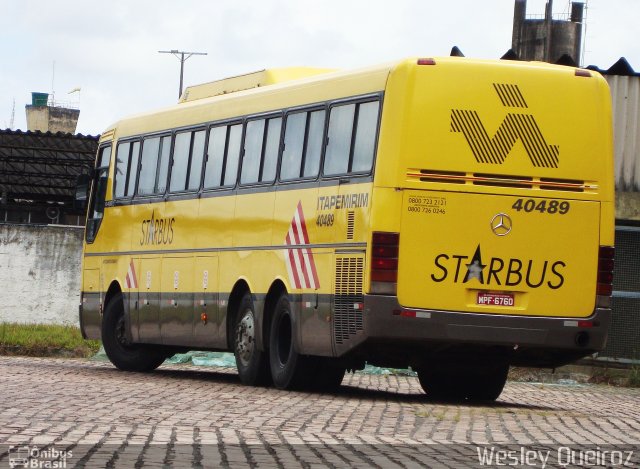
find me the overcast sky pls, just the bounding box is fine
[1,0,638,135]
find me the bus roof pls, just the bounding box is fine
[179,67,337,103]
[100,57,595,143]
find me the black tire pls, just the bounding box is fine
[307,358,346,391]
[417,363,509,402]
[466,363,509,401]
[233,292,270,386]
[269,294,310,390]
[102,293,165,372]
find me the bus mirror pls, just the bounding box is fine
[95,177,107,212]
[74,174,91,211]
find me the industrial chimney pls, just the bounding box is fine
[512,0,584,65]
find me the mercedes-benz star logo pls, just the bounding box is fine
[490,213,512,236]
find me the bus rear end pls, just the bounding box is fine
[362,58,614,399]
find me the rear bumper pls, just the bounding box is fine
[359,295,611,366]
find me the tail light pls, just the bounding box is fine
[417,58,436,66]
[370,232,399,295]
[596,246,614,307]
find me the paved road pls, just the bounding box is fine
[0,356,639,468]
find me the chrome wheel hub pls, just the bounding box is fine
[235,309,255,367]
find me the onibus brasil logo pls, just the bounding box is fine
[450,83,560,168]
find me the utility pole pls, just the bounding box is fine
[9,99,15,129]
[158,50,208,99]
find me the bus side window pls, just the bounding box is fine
[170,131,191,192]
[187,130,206,191]
[241,116,282,185]
[241,119,266,184]
[156,136,171,194]
[138,137,161,196]
[280,112,306,180]
[323,100,379,176]
[126,141,141,196]
[223,124,242,187]
[261,117,282,182]
[113,140,141,198]
[113,142,130,198]
[324,104,356,176]
[203,125,227,189]
[302,110,325,178]
[351,101,380,173]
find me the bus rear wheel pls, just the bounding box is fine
[417,363,509,402]
[269,294,310,390]
[307,358,346,391]
[102,293,166,372]
[233,292,270,386]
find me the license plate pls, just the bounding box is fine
[477,292,515,306]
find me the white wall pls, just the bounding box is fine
[0,224,83,325]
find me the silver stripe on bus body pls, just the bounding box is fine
[83,242,367,258]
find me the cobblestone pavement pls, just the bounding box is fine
[0,356,639,468]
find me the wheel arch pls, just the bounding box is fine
[103,280,131,341]
[103,280,123,312]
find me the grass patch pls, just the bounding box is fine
[0,323,100,358]
[510,364,640,388]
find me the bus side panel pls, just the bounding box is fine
[137,257,161,343]
[272,184,334,355]
[197,193,236,349]
[159,256,194,345]
[192,256,223,348]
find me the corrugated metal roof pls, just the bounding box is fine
[587,58,640,191]
[0,129,99,206]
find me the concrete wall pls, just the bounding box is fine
[25,105,80,134]
[617,192,640,221]
[0,224,83,325]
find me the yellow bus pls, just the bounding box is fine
[78,57,615,400]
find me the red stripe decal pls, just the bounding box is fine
[295,247,311,288]
[296,202,311,244]
[287,248,301,288]
[306,248,320,288]
[283,201,320,290]
[130,260,138,289]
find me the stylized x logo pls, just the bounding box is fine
[451,84,559,168]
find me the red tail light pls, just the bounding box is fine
[596,246,614,307]
[371,232,399,295]
[417,58,436,66]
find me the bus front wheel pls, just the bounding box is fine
[102,293,165,372]
[233,292,270,386]
[269,294,309,389]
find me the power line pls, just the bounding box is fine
[158,49,208,99]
